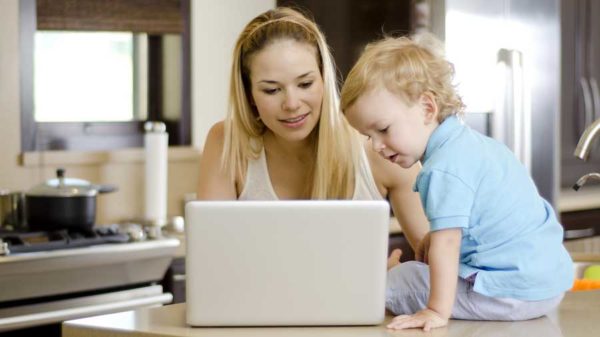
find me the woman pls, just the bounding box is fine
[196,7,428,251]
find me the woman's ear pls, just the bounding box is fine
[420,92,439,124]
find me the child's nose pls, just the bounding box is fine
[371,139,385,152]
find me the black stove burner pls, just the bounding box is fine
[0,225,130,254]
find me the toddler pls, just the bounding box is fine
[340,34,574,331]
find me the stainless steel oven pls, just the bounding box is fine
[0,226,179,333]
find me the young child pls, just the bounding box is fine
[340,34,574,331]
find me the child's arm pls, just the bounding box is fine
[387,228,462,331]
[428,228,462,318]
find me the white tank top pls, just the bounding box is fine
[239,147,382,200]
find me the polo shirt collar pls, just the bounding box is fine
[422,115,462,163]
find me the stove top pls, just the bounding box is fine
[0,225,130,254]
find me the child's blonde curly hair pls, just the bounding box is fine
[341,33,464,122]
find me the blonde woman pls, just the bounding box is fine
[196,7,428,252]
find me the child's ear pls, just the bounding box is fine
[420,92,439,124]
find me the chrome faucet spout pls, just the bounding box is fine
[574,118,600,160]
[573,172,600,191]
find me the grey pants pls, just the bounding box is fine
[386,261,564,320]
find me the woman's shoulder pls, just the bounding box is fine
[202,121,227,151]
[201,121,227,164]
[206,120,226,141]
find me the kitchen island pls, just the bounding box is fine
[63,290,600,337]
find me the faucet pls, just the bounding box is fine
[574,118,600,160]
[573,173,600,191]
[573,118,600,190]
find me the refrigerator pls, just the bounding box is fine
[430,0,561,208]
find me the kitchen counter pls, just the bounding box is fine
[63,290,600,337]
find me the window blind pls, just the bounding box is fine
[36,0,184,34]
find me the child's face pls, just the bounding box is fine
[345,87,439,168]
[248,39,324,144]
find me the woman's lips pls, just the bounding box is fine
[280,113,309,128]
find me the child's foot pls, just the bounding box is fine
[387,249,402,270]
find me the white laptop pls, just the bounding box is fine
[185,200,390,327]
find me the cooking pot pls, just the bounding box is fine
[25,168,117,231]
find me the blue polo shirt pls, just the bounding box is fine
[414,115,573,301]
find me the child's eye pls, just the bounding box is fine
[299,81,313,89]
[378,127,389,134]
[262,88,279,95]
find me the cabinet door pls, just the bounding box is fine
[589,0,600,122]
[561,0,600,188]
[277,0,412,78]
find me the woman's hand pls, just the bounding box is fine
[386,308,448,331]
[415,232,431,263]
[387,248,402,270]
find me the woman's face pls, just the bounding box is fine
[248,39,324,144]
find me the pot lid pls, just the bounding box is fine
[27,168,98,197]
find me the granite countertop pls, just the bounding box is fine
[63,290,600,337]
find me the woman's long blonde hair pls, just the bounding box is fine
[223,7,361,199]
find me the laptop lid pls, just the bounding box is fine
[185,200,390,327]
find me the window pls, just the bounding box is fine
[20,0,191,152]
[35,31,139,122]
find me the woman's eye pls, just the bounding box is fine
[299,81,313,89]
[263,88,279,95]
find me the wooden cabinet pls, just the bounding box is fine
[161,257,186,304]
[561,0,600,188]
[277,0,414,78]
[561,208,600,240]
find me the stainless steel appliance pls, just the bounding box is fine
[430,0,560,207]
[0,225,179,333]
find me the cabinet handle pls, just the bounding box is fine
[564,227,595,240]
[173,274,186,282]
[495,48,531,172]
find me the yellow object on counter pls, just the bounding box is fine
[583,265,600,280]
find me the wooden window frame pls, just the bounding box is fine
[19,0,191,152]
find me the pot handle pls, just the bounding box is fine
[96,184,118,194]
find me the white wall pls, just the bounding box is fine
[191,0,275,148]
[0,0,274,222]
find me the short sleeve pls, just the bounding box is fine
[414,169,474,231]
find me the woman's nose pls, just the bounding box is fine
[282,90,301,111]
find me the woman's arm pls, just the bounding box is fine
[367,146,429,250]
[196,121,238,200]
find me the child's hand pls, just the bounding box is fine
[386,308,448,331]
[415,232,431,263]
[387,248,402,270]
